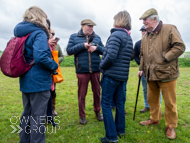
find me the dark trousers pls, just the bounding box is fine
[47,90,55,123]
[20,91,50,143]
[77,72,101,118]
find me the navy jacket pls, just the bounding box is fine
[100,28,133,82]
[67,29,104,73]
[14,21,58,93]
[134,40,141,65]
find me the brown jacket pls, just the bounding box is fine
[139,21,185,81]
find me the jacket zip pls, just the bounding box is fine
[86,36,92,73]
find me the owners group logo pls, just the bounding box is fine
[10,116,60,134]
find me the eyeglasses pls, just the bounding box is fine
[51,33,55,36]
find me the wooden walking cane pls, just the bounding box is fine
[133,77,141,120]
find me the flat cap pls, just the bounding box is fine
[139,8,158,20]
[81,19,96,26]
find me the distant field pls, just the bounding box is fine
[180,52,190,58]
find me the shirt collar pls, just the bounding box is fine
[147,21,163,34]
[152,22,159,32]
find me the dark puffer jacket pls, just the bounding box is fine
[100,28,133,82]
[67,29,104,73]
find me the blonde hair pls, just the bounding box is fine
[114,10,131,30]
[23,6,49,30]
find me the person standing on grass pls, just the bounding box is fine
[100,10,133,143]
[48,28,64,117]
[14,6,58,143]
[46,27,62,127]
[66,19,104,125]
[138,8,185,139]
[134,25,162,113]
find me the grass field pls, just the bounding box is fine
[0,67,190,143]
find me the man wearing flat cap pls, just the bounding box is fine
[67,19,104,125]
[138,8,185,139]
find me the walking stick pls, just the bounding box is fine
[133,77,141,121]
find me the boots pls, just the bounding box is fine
[52,98,58,116]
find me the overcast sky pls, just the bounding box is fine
[0,0,190,54]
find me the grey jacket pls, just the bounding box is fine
[56,44,64,64]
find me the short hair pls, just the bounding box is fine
[149,15,160,22]
[23,6,48,30]
[113,10,131,30]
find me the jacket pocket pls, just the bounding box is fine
[155,66,171,79]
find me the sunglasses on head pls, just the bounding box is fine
[51,33,55,36]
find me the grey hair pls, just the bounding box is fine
[149,15,160,22]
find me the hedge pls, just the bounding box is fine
[60,56,190,67]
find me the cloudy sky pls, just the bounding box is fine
[0,0,189,54]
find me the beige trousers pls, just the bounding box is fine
[147,79,178,127]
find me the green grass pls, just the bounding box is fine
[0,67,190,142]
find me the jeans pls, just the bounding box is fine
[111,83,127,108]
[141,73,162,108]
[101,75,126,141]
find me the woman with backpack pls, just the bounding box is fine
[14,6,58,143]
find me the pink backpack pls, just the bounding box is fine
[0,33,34,77]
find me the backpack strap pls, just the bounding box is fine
[23,33,35,66]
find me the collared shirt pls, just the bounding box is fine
[147,21,159,33]
[152,22,159,32]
